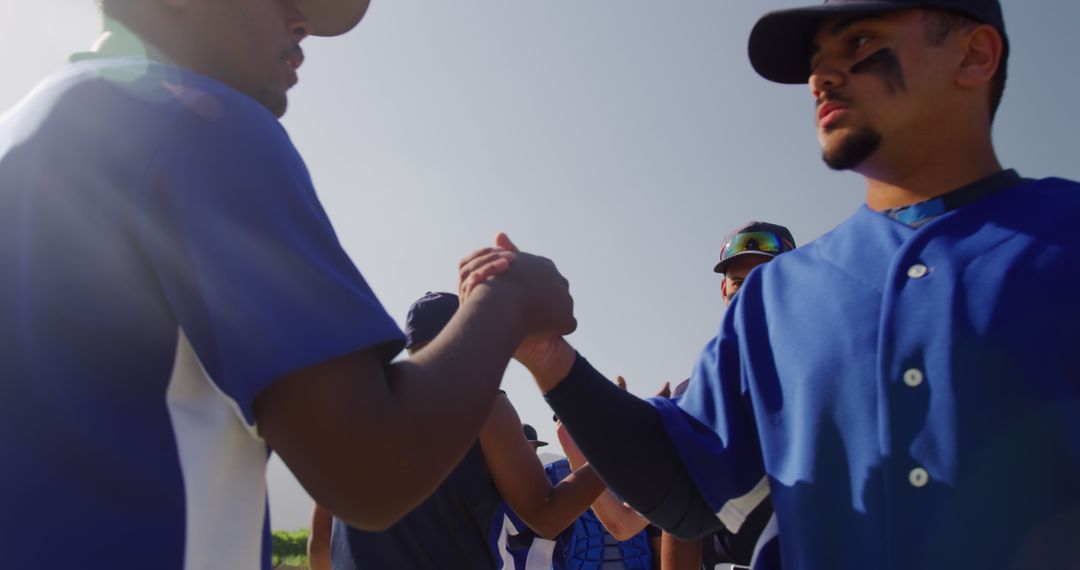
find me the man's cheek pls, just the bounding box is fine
[850,47,907,95]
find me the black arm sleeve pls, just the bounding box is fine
[544,353,724,539]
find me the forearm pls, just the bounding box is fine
[307,504,333,570]
[565,445,649,540]
[524,464,607,539]
[371,286,526,499]
[259,284,526,529]
[650,535,663,570]
[595,490,651,541]
[661,532,702,570]
[544,354,723,539]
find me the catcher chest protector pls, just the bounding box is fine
[546,459,652,570]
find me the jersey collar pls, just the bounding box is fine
[883,169,1023,228]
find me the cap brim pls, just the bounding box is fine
[296,0,371,37]
[713,250,777,274]
[748,2,906,84]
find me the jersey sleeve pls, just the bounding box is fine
[649,294,766,517]
[137,101,404,427]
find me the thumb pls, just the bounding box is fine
[616,375,627,390]
[495,232,520,253]
[655,381,671,398]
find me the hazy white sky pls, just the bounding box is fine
[6,1,1079,530]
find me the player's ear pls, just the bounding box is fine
[955,24,1003,91]
[721,279,729,302]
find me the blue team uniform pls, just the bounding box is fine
[544,459,653,570]
[653,176,1080,568]
[501,459,653,570]
[0,57,404,569]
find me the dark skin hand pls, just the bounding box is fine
[460,234,579,391]
[256,244,576,531]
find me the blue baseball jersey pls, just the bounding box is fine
[0,57,404,569]
[653,177,1080,568]
[500,459,653,570]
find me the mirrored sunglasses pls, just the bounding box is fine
[722,231,795,259]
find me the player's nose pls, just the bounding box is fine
[810,60,846,101]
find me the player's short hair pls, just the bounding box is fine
[924,9,1008,123]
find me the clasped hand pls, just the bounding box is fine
[458,233,577,386]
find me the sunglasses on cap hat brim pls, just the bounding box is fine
[723,231,793,257]
[714,230,796,273]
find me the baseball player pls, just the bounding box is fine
[461,0,1080,568]
[665,221,797,570]
[0,2,574,568]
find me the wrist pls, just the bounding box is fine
[528,339,577,393]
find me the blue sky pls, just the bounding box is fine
[6,1,1079,530]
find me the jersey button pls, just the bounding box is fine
[903,369,924,387]
[909,467,930,488]
[907,264,929,279]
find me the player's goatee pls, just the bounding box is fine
[823,127,882,170]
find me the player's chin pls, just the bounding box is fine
[563,316,578,336]
[257,90,289,118]
[819,125,880,171]
[267,95,289,118]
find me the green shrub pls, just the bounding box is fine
[271,529,309,567]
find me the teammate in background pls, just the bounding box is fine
[461,0,1080,568]
[310,292,603,569]
[662,222,795,570]
[523,424,549,452]
[498,423,565,570]
[499,424,552,570]
[711,222,795,305]
[557,224,794,570]
[0,2,575,568]
[505,406,657,570]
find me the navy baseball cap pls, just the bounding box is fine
[296,0,371,37]
[404,292,459,350]
[748,0,1008,84]
[523,424,549,447]
[714,221,797,274]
